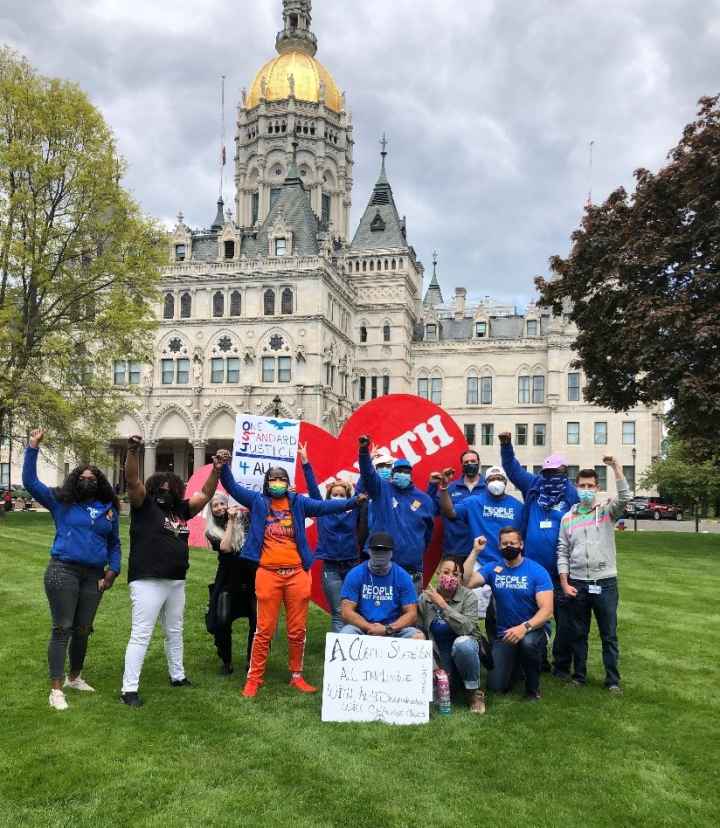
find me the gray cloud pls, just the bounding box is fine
[4,0,719,306]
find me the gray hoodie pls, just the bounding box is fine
[556,479,631,581]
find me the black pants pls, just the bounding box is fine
[213,591,257,668]
[551,584,574,674]
[487,629,546,695]
[44,559,104,680]
[567,577,620,686]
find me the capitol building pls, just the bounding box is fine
[2,0,662,494]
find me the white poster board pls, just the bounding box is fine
[231,414,300,493]
[321,634,434,726]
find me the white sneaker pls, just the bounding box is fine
[64,675,95,692]
[49,689,69,710]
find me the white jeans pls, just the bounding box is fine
[122,579,186,692]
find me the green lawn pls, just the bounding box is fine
[1,513,718,827]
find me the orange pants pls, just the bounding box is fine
[248,566,311,683]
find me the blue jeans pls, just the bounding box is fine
[567,577,620,686]
[339,624,421,639]
[322,561,356,633]
[487,629,545,695]
[435,634,481,690]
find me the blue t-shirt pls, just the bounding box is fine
[480,558,553,638]
[340,562,417,625]
[454,491,524,566]
[525,500,570,581]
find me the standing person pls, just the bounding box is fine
[427,449,486,563]
[218,454,363,698]
[22,429,121,711]
[120,435,222,708]
[204,493,256,675]
[358,435,436,595]
[557,458,631,692]
[498,432,578,677]
[416,557,486,714]
[339,532,423,639]
[465,530,554,701]
[299,444,361,633]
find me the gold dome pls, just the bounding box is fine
[247,51,342,113]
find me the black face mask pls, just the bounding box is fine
[501,545,522,562]
[463,463,480,478]
[154,493,173,511]
[77,479,98,499]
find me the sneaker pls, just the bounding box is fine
[552,669,571,682]
[49,689,69,711]
[289,676,318,694]
[64,675,95,692]
[170,678,193,687]
[523,691,542,702]
[242,680,263,698]
[607,684,623,695]
[221,663,234,676]
[570,678,586,688]
[467,689,486,715]
[120,691,143,708]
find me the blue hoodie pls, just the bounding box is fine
[219,464,359,571]
[359,447,437,572]
[302,462,359,562]
[22,447,121,573]
[500,442,578,581]
[427,476,486,556]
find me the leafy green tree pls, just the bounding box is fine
[537,95,720,463]
[0,47,164,459]
[641,439,720,515]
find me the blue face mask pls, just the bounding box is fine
[377,467,392,480]
[578,489,595,504]
[392,472,412,489]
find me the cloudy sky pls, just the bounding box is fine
[4,0,719,306]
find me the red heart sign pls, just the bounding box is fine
[186,394,468,610]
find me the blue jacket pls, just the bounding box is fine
[500,443,578,580]
[359,447,437,572]
[219,464,359,571]
[427,476,486,556]
[302,462,359,561]
[22,447,121,572]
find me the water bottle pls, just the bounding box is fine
[435,670,452,716]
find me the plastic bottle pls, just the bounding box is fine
[435,669,452,715]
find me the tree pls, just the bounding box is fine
[537,95,720,463]
[641,439,720,516]
[0,48,164,460]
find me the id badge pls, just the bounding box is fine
[539,520,553,529]
[588,584,602,595]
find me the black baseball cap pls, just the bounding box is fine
[368,532,394,551]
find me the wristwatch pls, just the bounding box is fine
[523,622,533,633]
[385,625,395,637]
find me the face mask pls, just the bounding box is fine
[487,480,506,497]
[438,574,459,595]
[377,467,392,480]
[268,483,288,498]
[330,495,345,501]
[77,479,98,499]
[154,492,173,511]
[368,549,392,576]
[578,489,596,507]
[463,463,480,478]
[392,472,412,489]
[215,512,229,525]
[501,544,522,562]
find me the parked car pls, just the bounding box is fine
[624,497,683,521]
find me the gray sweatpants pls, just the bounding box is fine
[44,559,104,680]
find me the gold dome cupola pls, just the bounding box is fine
[276,0,317,57]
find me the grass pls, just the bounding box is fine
[0,513,719,828]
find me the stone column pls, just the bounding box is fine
[143,441,157,480]
[173,444,187,480]
[193,441,208,473]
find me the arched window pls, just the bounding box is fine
[377,260,382,271]
[180,292,192,319]
[384,260,389,271]
[230,290,241,317]
[213,291,225,318]
[391,259,396,269]
[370,260,374,271]
[281,288,294,315]
[163,293,175,320]
[360,325,368,343]
[362,261,367,272]
[264,289,275,316]
[355,261,360,273]
[399,258,404,269]
[383,324,391,342]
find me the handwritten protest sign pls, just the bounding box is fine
[321,634,434,726]
[231,414,300,493]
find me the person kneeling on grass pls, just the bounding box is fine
[217,453,364,698]
[416,557,488,714]
[339,532,424,640]
[464,529,554,701]
[23,429,121,712]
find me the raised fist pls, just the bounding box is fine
[603,455,617,467]
[442,467,456,484]
[358,435,371,449]
[29,428,45,449]
[499,432,512,446]
[428,471,444,486]
[213,449,232,469]
[127,435,143,453]
[356,493,369,504]
[473,535,488,552]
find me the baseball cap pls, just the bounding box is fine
[368,532,394,550]
[485,466,506,481]
[373,450,395,467]
[542,453,568,471]
[392,458,412,471]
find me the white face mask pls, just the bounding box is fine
[330,495,345,500]
[488,480,506,497]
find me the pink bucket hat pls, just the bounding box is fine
[542,453,568,471]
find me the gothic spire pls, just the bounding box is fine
[276,0,318,57]
[423,251,444,307]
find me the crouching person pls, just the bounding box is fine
[465,529,554,701]
[417,557,486,714]
[339,532,424,640]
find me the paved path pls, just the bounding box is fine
[618,518,720,534]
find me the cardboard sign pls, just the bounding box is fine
[231,414,300,493]
[321,633,434,725]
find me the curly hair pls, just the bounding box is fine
[145,472,186,507]
[324,479,353,499]
[55,465,119,509]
